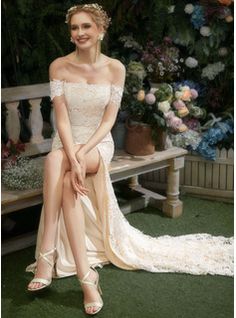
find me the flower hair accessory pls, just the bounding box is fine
[65,3,111,29]
[83,3,103,10]
[67,3,103,15]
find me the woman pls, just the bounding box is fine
[26,3,233,316]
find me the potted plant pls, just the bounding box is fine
[122,62,204,155]
[121,61,157,155]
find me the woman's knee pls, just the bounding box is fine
[45,149,67,170]
[75,148,100,174]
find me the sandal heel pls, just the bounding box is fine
[78,266,104,315]
[27,247,56,292]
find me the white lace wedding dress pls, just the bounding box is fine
[26,80,233,277]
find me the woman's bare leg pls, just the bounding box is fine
[28,145,81,290]
[62,147,101,314]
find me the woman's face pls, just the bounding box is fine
[70,11,102,49]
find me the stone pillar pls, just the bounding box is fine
[29,98,44,143]
[129,175,139,190]
[5,102,21,142]
[163,157,185,218]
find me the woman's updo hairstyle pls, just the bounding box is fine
[65,3,111,33]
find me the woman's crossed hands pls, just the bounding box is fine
[70,151,89,198]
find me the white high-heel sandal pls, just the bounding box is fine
[27,247,57,292]
[78,267,103,315]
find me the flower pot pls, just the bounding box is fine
[125,120,155,156]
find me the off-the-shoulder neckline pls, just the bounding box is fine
[50,79,123,89]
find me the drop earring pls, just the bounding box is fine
[70,37,75,43]
[94,33,104,63]
[98,33,104,41]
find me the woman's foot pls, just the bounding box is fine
[79,267,103,315]
[27,247,56,291]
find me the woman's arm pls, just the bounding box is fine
[49,60,77,165]
[49,60,88,195]
[77,61,126,157]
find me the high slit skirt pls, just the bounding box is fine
[26,140,234,277]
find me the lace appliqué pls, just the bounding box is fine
[50,80,64,101]
[110,85,123,108]
[102,155,234,276]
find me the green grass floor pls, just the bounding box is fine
[2,195,234,318]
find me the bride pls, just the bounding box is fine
[26,3,233,316]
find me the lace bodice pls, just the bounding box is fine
[50,80,124,147]
[50,80,123,106]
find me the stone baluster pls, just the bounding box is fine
[5,102,21,142]
[163,157,185,218]
[129,175,139,190]
[28,98,44,143]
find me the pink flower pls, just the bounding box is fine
[163,36,172,44]
[1,139,26,159]
[190,89,198,99]
[145,93,156,104]
[169,116,182,129]
[173,100,186,110]
[1,144,10,158]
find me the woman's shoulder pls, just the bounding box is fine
[49,56,70,80]
[107,56,126,72]
[106,57,126,82]
[105,56,126,86]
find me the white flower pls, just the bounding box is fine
[175,91,182,99]
[200,26,211,37]
[201,62,225,80]
[184,4,194,14]
[181,85,191,92]
[2,157,43,190]
[119,36,143,50]
[147,64,154,72]
[185,57,198,68]
[158,101,171,113]
[218,47,228,57]
[168,5,175,14]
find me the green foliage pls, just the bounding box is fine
[148,0,171,44]
[2,0,76,86]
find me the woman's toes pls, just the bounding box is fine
[86,307,91,314]
[93,307,98,313]
[90,307,94,314]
